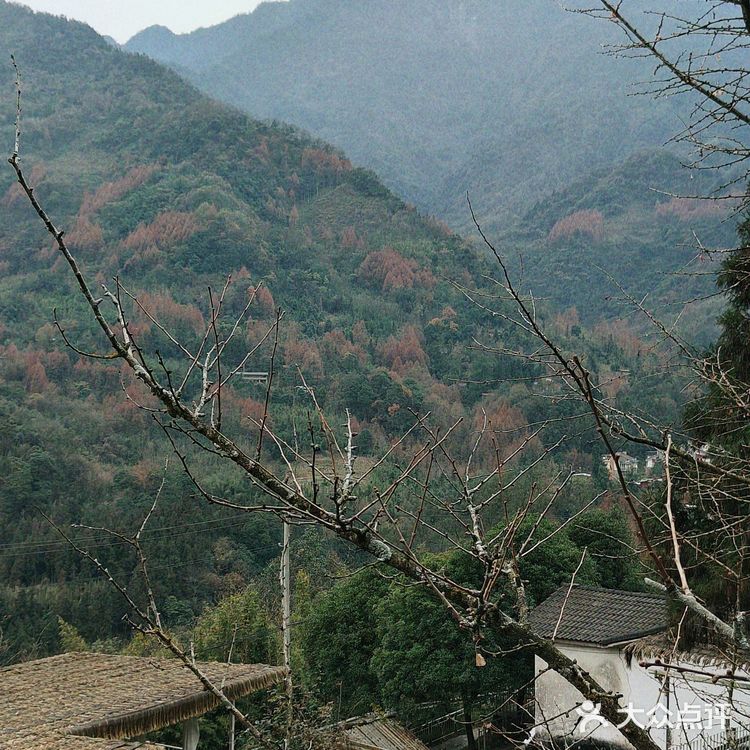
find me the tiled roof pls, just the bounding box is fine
[0,652,286,750]
[527,585,668,646]
[338,716,429,750]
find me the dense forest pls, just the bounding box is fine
[0,0,673,656]
[1,2,747,748]
[124,0,738,332]
[505,149,736,339]
[124,0,710,227]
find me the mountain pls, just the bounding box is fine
[124,0,739,331]
[0,0,486,660]
[502,149,735,341]
[0,1,476,349]
[0,2,715,665]
[125,0,693,231]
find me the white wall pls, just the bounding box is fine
[534,642,750,749]
[535,643,633,748]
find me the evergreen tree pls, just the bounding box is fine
[675,215,750,647]
[686,216,750,452]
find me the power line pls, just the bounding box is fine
[0,512,269,557]
[0,542,281,589]
[0,512,255,550]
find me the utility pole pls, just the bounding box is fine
[280,520,293,749]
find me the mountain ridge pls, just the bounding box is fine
[0,0,500,659]
[125,0,694,231]
[0,0,727,666]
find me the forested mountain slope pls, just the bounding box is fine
[124,0,740,329]
[0,2,709,666]
[0,1,482,660]
[125,0,693,231]
[502,150,737,340]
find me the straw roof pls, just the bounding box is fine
[1,732,164,750]
[0,652,286,750]
[625,632,750,673]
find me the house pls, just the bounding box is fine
[528,585,750,749]
[644,451,664,473]
[0,652,286,749]
[601,452,640,481]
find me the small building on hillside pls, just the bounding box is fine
[0,652,286,749]
[528,585,750,750]
[644,451,665,473]
[601,452,640,481]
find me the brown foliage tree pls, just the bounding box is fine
[122,211,200,253]
[79,165,157,215]
[548,209,605,243]
[66,214,104,251]
[22,352,49,393]
[320,329,366,364]
[359,247,436,292]
[378,325,429,374]
[301,147,351,176]
[137,291,205,336]
[656,197,731,222]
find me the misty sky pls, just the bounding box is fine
[14,0,280,43]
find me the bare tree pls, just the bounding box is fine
[462,203,750,649]
[8,3,750,747]
[6,59,668,750]
[574,0,750,197]
[552,0,750,649]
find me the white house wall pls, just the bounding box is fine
[534,642,750,749]
[535,643,634,748]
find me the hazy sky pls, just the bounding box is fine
[14,0,277,43]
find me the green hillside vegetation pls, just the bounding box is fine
[0,1,479,660]
[123,0,739,328]
[125,0,694,232]
[0,0,692,693]
[503,150,737,340]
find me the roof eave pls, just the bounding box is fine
[69,667,287,740]
[543,624,669,650]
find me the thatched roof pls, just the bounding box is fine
[1,732,164,750]
[1,652,286,750]
[625,632,750,673]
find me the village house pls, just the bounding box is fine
[528,585,750,750]
[644,451,665,474]
[0,653,431,750]
[602,452,640,481]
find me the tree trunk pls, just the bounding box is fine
[463,693,477,750]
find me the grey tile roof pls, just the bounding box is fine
[339,715,429,750]
[527,585,668,646]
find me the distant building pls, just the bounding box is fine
[645,450,665,472]
[528,585,750,750]
[602,451,639,480]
